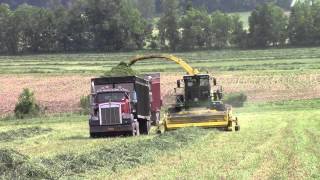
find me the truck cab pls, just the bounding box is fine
[89,75,161,137]
[90,89,134,126]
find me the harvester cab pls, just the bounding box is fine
[174,74,225,111]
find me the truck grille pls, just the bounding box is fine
[99,103,122,125]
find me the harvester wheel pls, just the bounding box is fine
[226,120,232,131]
[226,126,233,131]
[235,125,240,131]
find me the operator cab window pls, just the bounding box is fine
[187,79,196,87]
[200,78,209,87]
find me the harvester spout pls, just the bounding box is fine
[129,54,199,75]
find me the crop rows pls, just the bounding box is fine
[0,47,320,74]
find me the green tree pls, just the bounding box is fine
[288,0,320,46]
[158,0,180,51]
[230,15,248,48]
[133,0,156,19]
[248,3,288,48]
[180,7,210,50]
[119,1,148,50]
[58,0,90,52]
[312,0,320,45]
[14,4,56,53]
[210,11,234,49]
[0,4,11,53]
[51,3,69,52]
[86,0,146,51]
[0,3,22,54]
[86,0,122,51]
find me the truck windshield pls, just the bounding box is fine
[96,92,126,103]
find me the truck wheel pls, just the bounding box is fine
[90,132,97,138]
[139,119,150,135]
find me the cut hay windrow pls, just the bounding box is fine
[0,128,211,179]
[0,127,52,142]
[0,149,52,179]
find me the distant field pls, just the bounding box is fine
[0,47,319,117]
[1,99,319,179]
[0,47,319,179]
[0,47,320,74]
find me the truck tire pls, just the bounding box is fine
[139,119,150,135]
[90,132,98,138]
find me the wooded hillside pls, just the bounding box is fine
[0,0,292,12]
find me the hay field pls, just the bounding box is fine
[0,47,320,179]
[1,47,319,117]
[0,100,319,179]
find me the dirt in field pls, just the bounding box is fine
[0,75,91,118]
[0,73,319,117]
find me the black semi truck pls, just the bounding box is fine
[89,75,161,137]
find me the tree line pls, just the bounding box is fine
[0,0,149,54]
[0,0,320,54]
[1,0,292,14]
[155,0,320,50]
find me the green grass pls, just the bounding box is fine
[0,47,320,74]
[1,99,319,179]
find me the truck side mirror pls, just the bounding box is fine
[177,80,181,88]
[213,78,217,86]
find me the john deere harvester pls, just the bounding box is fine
[129,55,240,132]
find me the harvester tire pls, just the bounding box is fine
[226,126,233,131]
[235,125,240,131]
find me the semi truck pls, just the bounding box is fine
[88,74,161,137]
